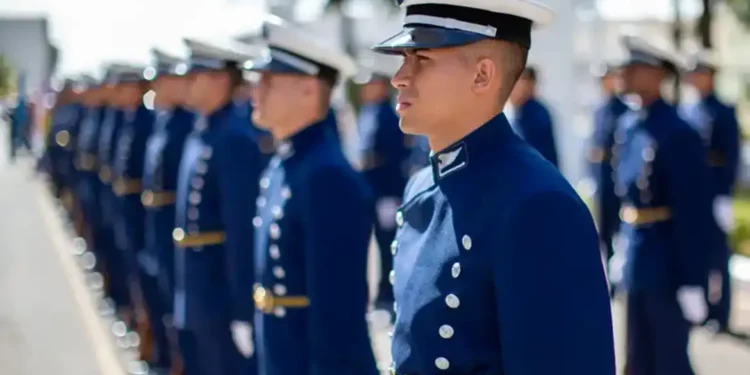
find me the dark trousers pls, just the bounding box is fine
[138,267,172,368]
[706,251,732,328]
[178,329,201,375]
[626,292,695,375]
[98,226,132,310]
[374,222,396,304]
[192,318,254,375]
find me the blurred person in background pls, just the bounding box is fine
[587,62,629,296]
[172,37,261,375]
[680,49,742,336]
[353,54,408,318]
[109,64,158,367]
[508,66,559,167]
[140,49,196,375]
[614,35,713,375]
[247,17,378,375]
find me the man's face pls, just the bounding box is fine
[186,71,230,112]
[251,72,303,130]
[153,75,189,107]
[117,82,144,107]
[600,72,621,96]
[684,71,713,93]
[621,63,665,94]
[391,47,475,135]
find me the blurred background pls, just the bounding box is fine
[0,0,749,374]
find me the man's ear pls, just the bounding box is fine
[473,57,496,94]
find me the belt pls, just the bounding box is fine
[172,229,226,248]
[113,178,142,196]
[253,284,310,313]
[708,151,726,167]
[620,205,671,226]
[99,165,112,183]
[142,190,176,207]
[76,153,97,172]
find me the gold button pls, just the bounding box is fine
[390,240,398,255]
[389,270,395,285]
[396,211,404,227]
[172,228,185,241]
[260,177,270,189]
[272,206,284,220]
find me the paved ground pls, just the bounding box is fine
[0,126,749,375]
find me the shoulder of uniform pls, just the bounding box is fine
[403,166,433,202]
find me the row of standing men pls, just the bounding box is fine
[42,16,570,375]
[42,20,433,375]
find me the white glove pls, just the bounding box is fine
[376,197,401,230]
[713,196,734,234]
[230,321,254,358]
[676,286,708,324]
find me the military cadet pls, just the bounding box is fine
[679,49,741,334]
[370,0,615,374]
[94,66,137,326]
[74,73,121,295]
[508,66,559,167]
[587,63,629,292]
[172,37,262,375]
[105,62,157,364]
[353,53,408,314]
[140,48,195,375]
[46,78,86,206]
[613,35,713,375]
[246,17,378,375]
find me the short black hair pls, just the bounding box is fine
[521,65,537,82]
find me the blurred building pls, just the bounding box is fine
[0,16,57,98]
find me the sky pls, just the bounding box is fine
[0,0,703,75]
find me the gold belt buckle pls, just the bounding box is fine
[254,286,275,313]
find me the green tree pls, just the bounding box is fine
[725,0,750,28]
[0,55,14,97]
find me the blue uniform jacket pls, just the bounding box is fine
[511,98,559,167]
[48,103,86,188]
[252,115,377,375]
[141,106,195,301]
[679,93,741,197]
[74,106,109,224]
[98,109,126,227]
[390,113,614,375]
[588,97,629,233]
[357,99,410,198]
[112,105,155,253]
[615,99,714,291]
[173,102,264,331]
